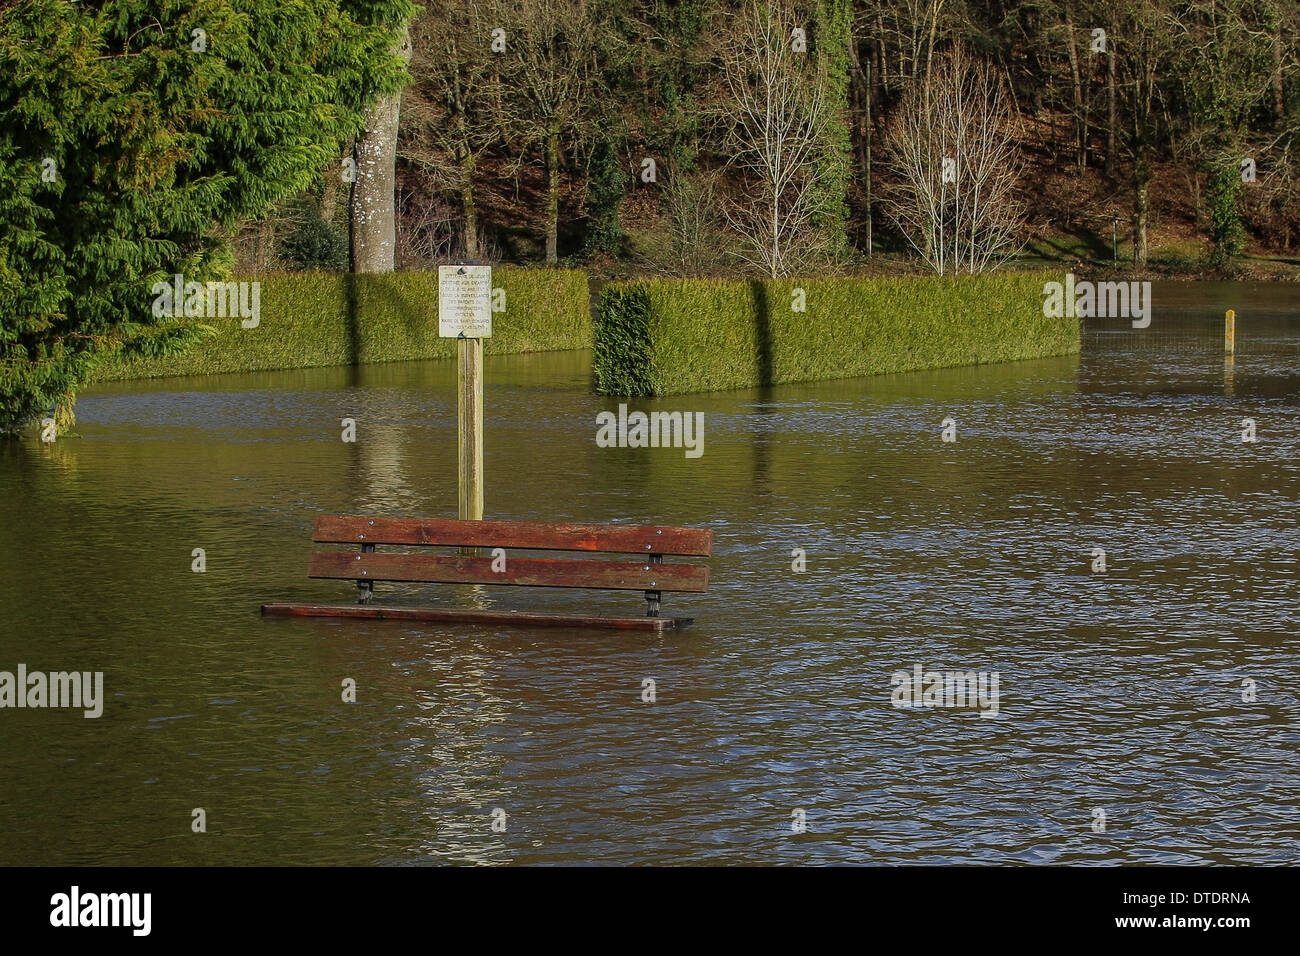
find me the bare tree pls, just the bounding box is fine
[403,1,504,260]
[881,45,1024,275]
[396,188,462,264]
[1111,0,1172,268]
[718,0,833,277]
[860,0,958,99]
[665,170,725,276]
[497,0,618,265]
[1063,6,1087,170]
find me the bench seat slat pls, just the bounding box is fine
[314,516,712,556]
[307,552,709,592]
[262,603,681,631]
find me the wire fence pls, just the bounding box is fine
[1084,311,1300,354]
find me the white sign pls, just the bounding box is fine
[438,264,492,338]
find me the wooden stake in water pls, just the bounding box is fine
[1225,309,1236,355]
[439,262,492,523]
[458,335,484,521]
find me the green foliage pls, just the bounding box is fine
[1206,161,1246,265]
[810,0,851,255]
[0,0,413,437]
[583,138,627,258]
[93,268,591,380]
[595,272,1078,396]
[593,282,654,395]
[614,0,711,180]
[280,201,350,272]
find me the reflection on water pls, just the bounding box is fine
[1,282,1297,865]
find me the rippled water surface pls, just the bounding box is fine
[2,281,1297,865]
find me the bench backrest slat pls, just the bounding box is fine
[314,516,712,556]
[308,552,709,592]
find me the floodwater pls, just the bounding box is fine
[1,281,1297,865]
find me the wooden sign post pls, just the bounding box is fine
[439,263,492,522]
[1225,309,1236,355]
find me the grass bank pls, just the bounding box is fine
[594,272,1078,396]
[93,268,590,382]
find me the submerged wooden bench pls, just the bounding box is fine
[262,516,712,632]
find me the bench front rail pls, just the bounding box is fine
[262,517,713,632]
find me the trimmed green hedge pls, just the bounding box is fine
[595,272,1078,395]
[93,267,590,381]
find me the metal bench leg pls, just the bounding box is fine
[645,553,662,617]
[357,543,375,604]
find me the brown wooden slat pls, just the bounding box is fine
[307,552,709,592]
[313,516,712,556]
[262,603,678,631]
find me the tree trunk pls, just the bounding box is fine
[350,21,412,274]
[1133,159,1150,268]
[922,1,944,116]
[770,178,780,278]
[848,32,872,253]
[460,148,478,259]
[321,160,339,222]
[865,58,873,257]
[1274,27,1286,129]
[453,108,477,259]
[1106,45,1116,175]
[874,10,886,93]
[1065,12,1084,169]
[1025,9,1044,116]
[544,126,559,265]
[451,59,478,260]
